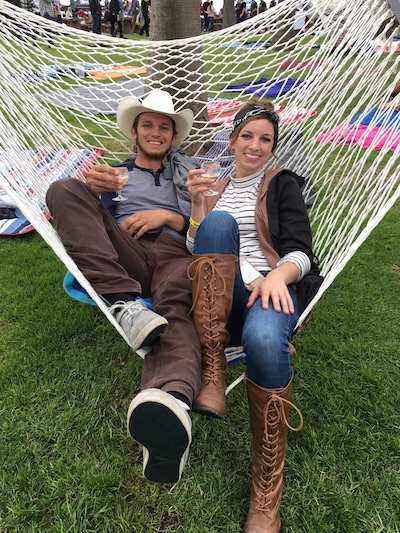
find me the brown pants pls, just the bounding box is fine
[46,178,201,403]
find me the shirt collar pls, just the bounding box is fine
[126,157,163,176]
[230,168,264,188]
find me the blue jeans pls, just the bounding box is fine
[193,211,299,389]
[92,13,101,34]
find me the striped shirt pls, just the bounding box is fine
[187,168,310,281]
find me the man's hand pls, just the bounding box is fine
[121,209,183,239]
[86,164,124,195]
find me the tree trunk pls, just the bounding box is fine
[222,0,235,28]
[271,9,297,50]
[150,0,201,39]
[145,0,209,141]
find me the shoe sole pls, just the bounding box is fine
[127,390,191,483]
[192,404,224,419]
[130,317,168,353]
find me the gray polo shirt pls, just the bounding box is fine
[113,161,185,240]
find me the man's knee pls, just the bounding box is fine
[46,178,87,211]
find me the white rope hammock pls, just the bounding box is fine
[0,0,399,348]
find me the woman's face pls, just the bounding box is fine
[229,118,275,178]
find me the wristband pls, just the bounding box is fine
[189,216,200,229]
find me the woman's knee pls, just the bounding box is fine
[198,211,238,240]
[244,327,283,361]
[194,211,239,254]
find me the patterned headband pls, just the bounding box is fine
[232,106,280,132]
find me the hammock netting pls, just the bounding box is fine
[0,0,399,343]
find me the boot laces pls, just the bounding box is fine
[188,257,228,386]
[256,394,303,511]
[187,256,227,314]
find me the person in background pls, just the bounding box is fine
[69,0,76,17]
[39,0,56,21]
[115,0,125,38]
[185,99,322,532]
[76,7,86,19]
[39,0,56,46]
[250,0,258,17]
[259,0,267,13]
[89,0,102,34]
[53,0,61,21]
[200,0,206,31]
[103,0,110,23]
[109,0,120,37]
[46,89,202,486]
[202,0,209,31]
[235,0,247,24]
[20,0,38,42]
[130,0,140,32]
[206,0,216,32]
[138,0,150,37]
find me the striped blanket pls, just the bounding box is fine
[0,148,102,236]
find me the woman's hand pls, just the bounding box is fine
[186,168,215,206]
[246,268,296,315]
[86,164,124,195]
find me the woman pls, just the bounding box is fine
[206,0,217,32]
[139,0,150,36]
[235,0,247,23]
[186,99,322,532]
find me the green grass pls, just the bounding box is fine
[0,200,398,532]
[1,22,399,533]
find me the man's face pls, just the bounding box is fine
[132,112,176,160]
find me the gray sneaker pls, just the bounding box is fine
[127,389,192,484]
[109,299,168,352]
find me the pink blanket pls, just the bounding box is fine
[277,59,333,72]
[315,124,400,151]
[209,104,316,126]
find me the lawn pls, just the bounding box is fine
[0,12,399,532]
[0,198,398,532]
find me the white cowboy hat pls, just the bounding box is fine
[117,89,194,145]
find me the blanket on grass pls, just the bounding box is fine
[35,78,144,115]
[0,148,102,236]
[222,77,311,97]
[315,124,400,151]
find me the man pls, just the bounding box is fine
[258,0,266,13]
[89,0,102,34]
[39,0,56,21]
[138,0,150,37]
[235,0,247,23]
[109,0,120,37]
[46,89,202,485]
[39,0,56,46]
[129,0,139,33]
[202,0,209,31]
[20,0,38,43]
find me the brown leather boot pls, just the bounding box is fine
[244,375,303,533]
[187,254,236,418]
